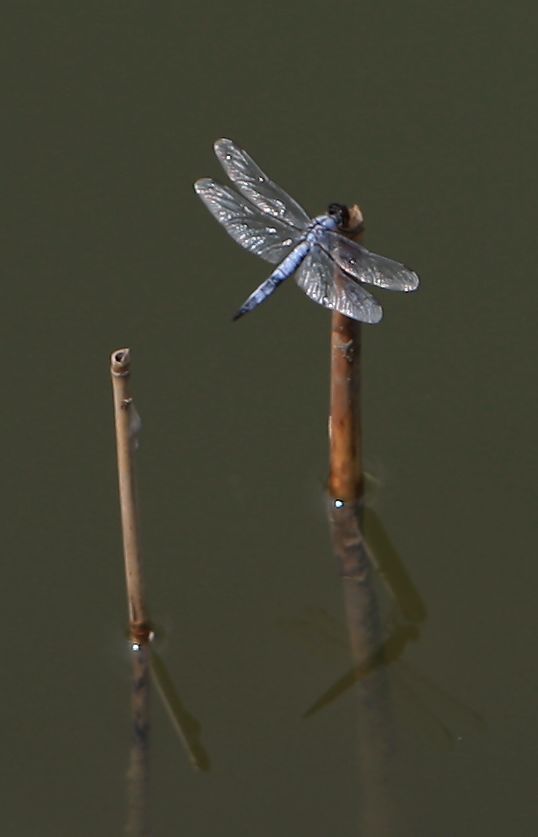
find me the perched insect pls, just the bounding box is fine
[194,139,419,323]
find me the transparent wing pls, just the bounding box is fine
[194,178,302,264]
[296,246,383,324]
[214,138,311,231]
[321,231,420,291]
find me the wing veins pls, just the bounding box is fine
[214,138,311,231]
[320,231,420,291]
[194,178,302,264]
[296,245,383,324]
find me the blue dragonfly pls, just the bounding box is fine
[194,139,419,323]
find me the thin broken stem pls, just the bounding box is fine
[110,348,150,643]
[328,204,365,503]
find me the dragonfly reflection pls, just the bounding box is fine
[194,139,419,322]
[288,607,484,745]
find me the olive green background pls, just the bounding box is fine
[2,2,536,834]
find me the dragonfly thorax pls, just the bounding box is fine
[306,215,337,245]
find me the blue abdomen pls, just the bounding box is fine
[272,240,309,281]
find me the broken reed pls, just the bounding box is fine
[110,348,151,644]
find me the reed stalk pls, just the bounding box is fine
[110,348,151,643]
[328,205,365,503]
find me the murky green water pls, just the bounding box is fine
[2,2,537,834]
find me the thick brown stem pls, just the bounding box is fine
[328,205,365,503]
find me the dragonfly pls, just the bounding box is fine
[194,139,419,323]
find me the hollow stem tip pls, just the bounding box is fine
[111,347,131,376]
[343,204,364,236]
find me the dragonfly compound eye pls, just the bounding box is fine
[327,203,350,228]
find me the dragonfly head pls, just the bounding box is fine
[327,202,350,229]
